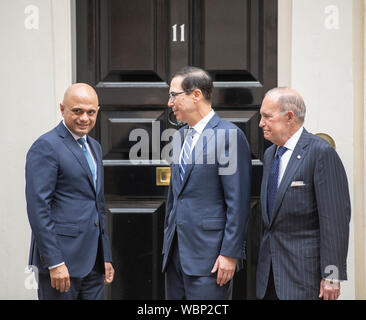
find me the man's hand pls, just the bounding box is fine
[104,262,114,284]
[211,255,237,287]
[49,264,70,293]
[319,279,340,300]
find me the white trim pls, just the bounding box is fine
[50,0,73,121]
[278,0,292,87]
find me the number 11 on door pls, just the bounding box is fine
[172,24,185,42]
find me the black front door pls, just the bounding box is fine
[76,0,277,300]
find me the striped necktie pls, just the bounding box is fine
[267,146,287,219]
[77,137,96,189]
[179,128,195,182]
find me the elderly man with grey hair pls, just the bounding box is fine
[256,87,351,300]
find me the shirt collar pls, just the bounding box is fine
[283,126,304,151]
[191,109,215,135]
[62,120,87,143]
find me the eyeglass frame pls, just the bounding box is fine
[168,91,187,101]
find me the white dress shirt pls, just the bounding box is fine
[179,110,216,162]
[278,126,304,187]
[62,120,97,179]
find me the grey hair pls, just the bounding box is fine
[265,87,306,123]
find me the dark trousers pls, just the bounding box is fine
[165,236,233,300]
[37,264,105,300]
[263,264,279,300]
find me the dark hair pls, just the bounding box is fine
[172,66,213,102]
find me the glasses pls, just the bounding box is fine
[168,91,185,101]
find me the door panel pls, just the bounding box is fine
[109,0,156,71]
[100,0,167,82]
[216,110,261,159]
[203,0,249,72]
[105,201,165,299]
[100,110,166,160]
[76,0,278,300]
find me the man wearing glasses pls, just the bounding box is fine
[162,66,252,299]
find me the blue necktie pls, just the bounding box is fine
[267,146,287,219]
[179,128,195,182]
[77,137,96,189]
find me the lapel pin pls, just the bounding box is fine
[297,155,301,160]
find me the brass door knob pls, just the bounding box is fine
[156,167,171,186]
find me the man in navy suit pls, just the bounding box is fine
[26,83,114,299]
[162,66,251,299]
[256,87,351,300]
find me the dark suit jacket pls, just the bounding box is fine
[162,113,252,277]
[25,121,112,278]
[256,128,351,300]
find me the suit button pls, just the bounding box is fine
[95,221,99,227]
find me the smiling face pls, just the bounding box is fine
[168,76,197,126]
[60,84,99,137]
[259,94,291,146]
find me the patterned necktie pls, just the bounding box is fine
[179,128,195,182]
[267,146,287,219]
[77,137,96,189]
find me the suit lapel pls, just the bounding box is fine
[177,127,192,193]
[56,122,96,192]
[172,163,180,189]
[269,129,311,226]
[178,114,220,195]
[88,137,101,193]
[192,114,219,162]
[261,145,276,227]
[171,128,185,193]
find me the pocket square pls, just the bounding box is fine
[291,181,306,187]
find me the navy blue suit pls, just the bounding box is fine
[162,114,251,299]
[256,129,351,300]
[25,122,112,298]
